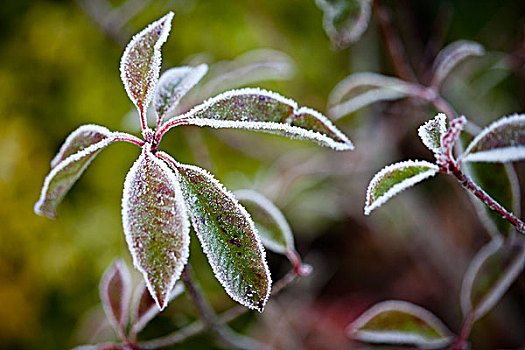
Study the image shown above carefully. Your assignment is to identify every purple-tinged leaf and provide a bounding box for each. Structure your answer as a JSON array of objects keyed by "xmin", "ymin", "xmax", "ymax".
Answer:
[
  {"xmin": 168, "ymin": 88, "xmax": 353, "ymax": 151},
  {"xmin": 153, "ymin": 64, "xmax": 208, "ymax": 123},
  {"xmin": 35, "ymin": 134, "xmax": 118, "ymax": 218},
  {"xmin": 99, "ymin": 259, "xmax": 132, "ymax": 338},
  {"xmin": 347, "ymin": 300, "xmax": 453, "ymax": 349},
  {"xmin": 316, "ymin": 0, "xmax": 372, "ymax": 49},
  {"xmin": 158, "ymin": 152, "xmax": 271, "ymax": 312},
  {"xmin": 460, "ymin": 114, "xmax": 525, "ymax": 163},
  {"xmin": 130, "ymin": 281, "xmax": 184, "ymax": 335},
  {"xmin": 365, "ymin": 160, "xmax": 439, "ymax": 215},
  {"xmin": 431, "ymin": 40, "xmax": 485, "ymax": 88},
  {"xmin": 439, "ymin": 116, "xmax": 466, "ymax": 166},
  {"xmin": 418, "ymin": 114, "xmax": 447, "ymax": 156},
  {"xmin": 234, "ymin": 190, "xmax": 293, "ymax": 255},
  {"xmin": 122, "ymin": 146, "xmax": 189, "ymax": 310},
  {"xmin": 51, "ymin": 124, "xmax": 113, "ymax": 168},
  {"xmin": 120, "ymin": 12, "xmax": 173, "ymax": 126},
  {"xmin": 460, "ymin": 239, "xmax": 525, "ymax": 321}
]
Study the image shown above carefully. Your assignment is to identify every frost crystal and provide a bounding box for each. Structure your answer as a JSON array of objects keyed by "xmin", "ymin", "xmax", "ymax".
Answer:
[
  {"xmin": 364, "ymin": 160, "xmax": 439, "ymax": 215},
  {"xmin": 159, "ymin": 152, "xmax": 271, "ymax": 312},
  {"xmin": 122, "ymin": 145, "xmax": 189, "ymax": 310},
  {"xmin": 169, "ymin": 87, "xmax": 353, "ymax": 151},
  {"xmin": 418, "ymin": 113, "xmax": 447, "ymax": 155},
  {"xmin": 120, "ymin": 12, "xmax": 174, "ymax": 121}
]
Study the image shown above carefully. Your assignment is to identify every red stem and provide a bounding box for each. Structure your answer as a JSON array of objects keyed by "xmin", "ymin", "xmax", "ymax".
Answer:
[
  {"xmin": 114, "ymin": 132, "xmax": 145, "ymax": 147},
  {"xmin": 155, "ymin": 116, "xmax": 189, "ymax": 143}
]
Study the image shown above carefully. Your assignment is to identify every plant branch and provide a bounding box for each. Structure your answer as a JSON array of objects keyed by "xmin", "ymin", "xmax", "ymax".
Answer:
[
  {"xmin": 155, "ymin": 116, "xmax": 189, "ymax": 143},
  {"xmin": 114, "ymin": 132, "xmax": 146, "ymax": 147},
  {"xmin": 373, "ymin": 0, "xmax": 418, "ymax": 83},
  {"xmin": 449, "ymin": 165, "xmax": 525, "ymax": 234},
  {"xmin": 180, "ymin": 264, "xmax": 267, "ymax": 350},
  {"xmin": 450, "ymin": 312, "xmax": 474, "ymax": 350},
  {"xmin": 137, "ymin": 268, "xmax": 301, "ymax": 349}
]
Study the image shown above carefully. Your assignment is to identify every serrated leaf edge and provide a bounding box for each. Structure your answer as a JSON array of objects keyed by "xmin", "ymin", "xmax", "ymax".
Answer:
[
  {"xmin": 460, "ymin": 114, "xmax": 525, "ymax": 163},
  {"xmin": 121, "ymin": 146, "xmax": 190, "ymax": 310},
  {"xmin": 34, "ymin": 135, "xmax": 117, "ymax": 218},
  {"xmin": 347, "ymin": 300, "xmax": 453, "ymax": 349},
  {"xmin": 173, "ymin": 87, "xmax": 353, "ymax": 151},
  {"xmin": 159, "ymin": 152, "xmax": 272, "ymax": 311},
  {"xmin": 234, "ymin": 189, "xmax": 294, "ymax": 254},
  {"xmin": 364, "ymin": 160, "xmax": 439, "ymax": 215}
]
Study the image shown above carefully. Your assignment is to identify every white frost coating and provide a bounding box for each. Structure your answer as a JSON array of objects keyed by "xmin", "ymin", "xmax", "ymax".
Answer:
[
  {"xmin": 154, "ymin": 64, "xmax": 208, "ymax": 122},
  {"xmin": 166, "ymin": 87, "xmax": 353, "ymax": 151},
  {"xmin": 418, "ymin": 113, "xmax": 447, "ymax": 155},
  {"xmin": 120, "ymin": 12, "xmax": 174, "ymax": 117},
  {"xmin": 347, "ymin": 300, "xmax": 453, "ymax": 349},
  {"xmin": 328, "ymin": 72, "xmax": 412, "ymax": 107},
  {"xmin": 159, "ymin": 152, "xmax": 272, "ymax": 311},
  {"xmin": 234, "ymin": 189, "xmax": 294, "ymax": 254},
  {"xmin": 51, "ymin": 124, "xmax": 112, "ymax": 168},
  {"xmin": 432, "ymin": 40, "xmax": 485, "ymax": 87},
  {"xmin": 100, "ymin": 259, "xmax": 132, "ymax": 335},
  {"xmin": 34, "ymin": 135, "xmax": 117, "ymax": 217},
  {"xmin": 460, "ymin": 114, "xmax": 525, "ymax": 163},
  {"xmin": 131, "ymin": 282, "xmax": 185, "ymax": 335},
  {"xmin": 461, "ymin": 239, "xmax": 525, "ymax": 321},
  {"xmin": 121, "ymin": 145, "xmax": 190, "ymax": 310},
  {"xmin": 364, "ymin": 160, "xmax": 439, "ymax": 215},
  {"xmin": 329, "ymin": 89, "xmax": 406, "ymax": 120}
]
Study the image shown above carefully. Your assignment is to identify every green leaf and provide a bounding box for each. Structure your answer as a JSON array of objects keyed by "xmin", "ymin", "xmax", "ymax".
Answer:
[
  {"xmin": 316, "ymin": 0, "xmax": 372, "ymax": 49},
  {"xmin": 461, "ymin": 114, "xmax": 525, "ymax": 162},
  {"xmin": 122, "ymin": 146, "xmax": 190, "ymax": 310},
  {"xmin": 364, "ymin": 160, "xmax": 439, "ymax": 215},
  {"xmin": 461, "ymin": 239, "xmax": 525, "ymax": 321},
  {"xmin": 34, "ymin": 132, "xmax": 118, "ymax": 218},
  {"xmin": 159, "ymin": 152, "xmax": 271, "ymax": 312},
  {"xmin": 347, "ymin": 300, "xmax": 453, "ymax": 348},
  {"xmin": 153, "ymin": 64, "xmax": 208, "ymax": 123},
  {"xmin": 120, "ymin": 12, "xmax": 173, "ymax": 120},
  {"xmin": 99, "ymin": 259, "xmax": 131, "ymax": 337},
  {"xmin": 173, "ymin": 88, "xmax": 353, "ymax": 151}
]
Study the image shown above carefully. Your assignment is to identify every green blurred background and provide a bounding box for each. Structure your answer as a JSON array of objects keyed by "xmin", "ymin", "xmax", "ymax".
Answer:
[{"xmin": 1, "ymin": 0, "xmax": 525, "ymax": 349}]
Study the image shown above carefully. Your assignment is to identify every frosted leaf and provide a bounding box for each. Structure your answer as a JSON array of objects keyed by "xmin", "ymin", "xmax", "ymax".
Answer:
[
  {"xmin": 120, "ymin": 12, "xmax": 173, "ymax": 123},
  {"xmin": 234, "ymin": 189, "xmax": 293, "ymax": 255},
  {"xmin": 34, "ymin": 135, "xmax": 118, "ymax": 218},
  {"xmin": 347, "ymin": 300, "xmax": 453, "ymax": 349},
  {"xmin": 316, "ymin": 0, "xmax": 372, "ymax": 49},
  {"xmin": 365, "ymin": 160, "xmax": 439, "ymax": 215},
  {"xmin": 50, "ymin": 124, "xmax": 112, "ymax": 168},
  {"xmin": 153, "ymin": 64, "xmax": 208, "ymax": 123},
  {"xmin": 99, "ymin": 259, "xmax": 132, "ymax": 336},
  {"xmin": 418, "ymin": 114, "xmax": 447, "ymax": 155},
  {"xmin": 121, "ymin": 145, "xmax": 189, "ymax": 310},
  {"xmin": 460, "ymin": 114, "xmax": 525, "ymax": 163},
  {"xmin": 431, "ymin": 40, "xmax": 485, "ymax": 87},
  {"xmin": 192, "ymin": 49, "xmax": 296, "ymax": 103},
  {"xmin": 159, "ymin": 152, "xmax": 271, "ymax": 312},
  {"xmin": 130, "ymin": 281, "xmax": 184, "ymax": 335},
  {"xmin": 171, "ymin": 88, "xmax": 353, "ymax": 151},
  {"xmin": 460, "ymin": 239, "xmax": 525, "ymax": 322}
]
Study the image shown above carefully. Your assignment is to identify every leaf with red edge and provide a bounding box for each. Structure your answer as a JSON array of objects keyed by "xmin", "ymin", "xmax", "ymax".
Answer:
[
  {"xmin": 34, "ymin": 131, "xmax": 118, "ymax": 218},
  {"xmin": 158, "ymin": 152, "xmax": 271, "ymax": 312},
  {"xmin": 122, "ymin": 146, "xmax": 189, "ymax": 310},
  {"xmin": 120, "ymin": 12, "xmax": 173, "ymax": 122},
  {"xmin": 99, "ymin": 259, "xmax": 132, "ymax": 337}
]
